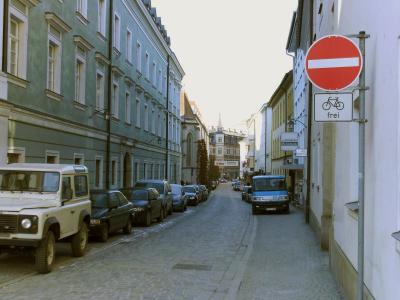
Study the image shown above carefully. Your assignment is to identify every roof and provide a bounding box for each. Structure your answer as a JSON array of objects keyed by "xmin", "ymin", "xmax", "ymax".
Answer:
[
  {"xmin": 252, "ymin": 175, "xmax": 285, "ymax": 180},
  {"xmin": 0, "ymin": 164, "xmax": 88, "ymax": 174},
  {"xmin": 267, "ymin": 71, "xmax": 293, "ymax": 108}
]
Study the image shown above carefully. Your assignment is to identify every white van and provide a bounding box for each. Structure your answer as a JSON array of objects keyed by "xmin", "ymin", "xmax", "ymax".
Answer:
[{"xmin": 0, "ymin": 164, "xmax": 91, "ymax": 273}]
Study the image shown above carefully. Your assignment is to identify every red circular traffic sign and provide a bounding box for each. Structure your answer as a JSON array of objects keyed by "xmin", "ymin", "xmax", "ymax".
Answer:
[{"xmin": 305, "ymin": 35, "xmax": 363, "ymax": 91}]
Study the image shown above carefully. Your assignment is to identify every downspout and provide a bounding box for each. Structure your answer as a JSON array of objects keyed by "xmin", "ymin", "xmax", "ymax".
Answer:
[
  {"xmin": 305, "ymin": 0, "xmax": 314, "ymax": 224},
  {"xmin": 2, "ymin": 0, "xmax": 9, "ymax": 72},
  {"xmin": 105, "ymin": 0, "xmax": 113, "ymax": 189},
  {"xmin": 264, "ymin": 107, "xmax": 267, "ymax": 174},
  {"xmin": 165, "ymin": 55, "xmax": 170, "ymax": 179}
]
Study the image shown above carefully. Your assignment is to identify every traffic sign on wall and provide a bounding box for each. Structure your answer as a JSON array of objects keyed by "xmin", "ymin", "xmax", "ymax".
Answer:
[
  {"xmin": 305, "ymin": 35, "xmax": 363, "ymax": 91},
  {"xmin": 314, "ymin": 93, "xmax": 353, "ymax": 122}
]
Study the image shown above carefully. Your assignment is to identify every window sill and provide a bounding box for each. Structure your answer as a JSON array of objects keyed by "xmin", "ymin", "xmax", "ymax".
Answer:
[
  {"xmin": 126, "ymin": 60, "xmax": 133, "ymax": 67},
  {"xmin": 96, "ymin": 32, "xmax": 107, "ymax": 42},
  {"xmin": 7, "ymin": 73, "xmax": 29, "ymax": 88},
  {"xmin": 125, "ymin": 122, "xmax": 132, "ymax": 126},
  {"xmin": 113, "ymin": 47, "xmax": 121, "ymax": 57},
  {"xmin": 45, "ymin": 89, "xmax": 63, "ymax": 102},
  {"xmin": 112, "ymin": 116, "xmax": 120, "ymax": 122},
  {"xmin": 76, "ymin": 11, "xmax": 89, "ymax": 26},
  {"xmin": 135, "ymin": 125, "xmax": 141, "ymax": 129},
  {"xmin": 345, "ymin": 201, "xmax": 359, "ymax": 220},
  {"xmin": 392, "ymin": 231, "xmax": 400, "ymax": 242},
  {"xmin": 73, "ymin": 101, "xmax": 87, "ymax": 111}
]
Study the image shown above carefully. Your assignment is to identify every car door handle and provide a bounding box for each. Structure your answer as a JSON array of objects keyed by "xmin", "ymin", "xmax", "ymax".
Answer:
[{"xmin": 70, "ymin": 210, "xmax": 75, "ymax": 214}]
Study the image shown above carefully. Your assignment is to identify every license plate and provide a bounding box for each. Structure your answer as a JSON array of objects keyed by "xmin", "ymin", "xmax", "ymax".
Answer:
[{"xmin": 266, "ymin": 208, "xmax": 276, "ymax": 211}]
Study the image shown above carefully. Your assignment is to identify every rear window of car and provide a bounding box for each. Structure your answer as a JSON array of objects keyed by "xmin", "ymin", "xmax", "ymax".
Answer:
[
  {"xmin": 183, "ymin": 186, "xmax": 196, "ymax": 193},
  {"xmin": 132, "ymin": 190, "xmax": 148, "ymax": 200},
  {"xmin": 91, "ymin": 192, "xmax": 108, "ymax": 208},
  {"xmin": 135, "ymin": 182, "xmax": 164, "ymax": 194}
]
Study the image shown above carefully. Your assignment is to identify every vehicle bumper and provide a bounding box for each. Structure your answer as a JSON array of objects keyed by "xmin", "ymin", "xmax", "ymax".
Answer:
[
  {"xmin": 187, "ymin": 198, "xmax": 198, "ymax": 205},
  {"xmin": 0, "ymin": 238, "xmax": 41, "ymax": 248},
  {"xmin": 132, "ymin": 209, "xmax": 147, "ymax": 223},
  {"xmin": 252, "ymin": 200, "xmax": 290, "ymax": 211},
  {"xmin": 173, "ymin": 201, "xmax": 185, "ymax": 211}
]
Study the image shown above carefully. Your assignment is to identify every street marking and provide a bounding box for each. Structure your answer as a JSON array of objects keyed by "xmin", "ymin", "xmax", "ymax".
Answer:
[{"xmin": 308, "ymin": 57, "xmax": 359, "ymax": 69}]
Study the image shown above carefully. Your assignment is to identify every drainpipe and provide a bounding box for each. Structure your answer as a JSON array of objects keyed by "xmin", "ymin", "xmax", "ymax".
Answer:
[
  {"xmin": 305, "ymin": 0, "xmax": 314, "ymax": 224},
  {"xmin": 2, "ymin": 0, "xmax": 9, "ymax": 72},
  {"xmin": 165, "ymin": 55, "xmax": 170, "ymax": 179},
  {"xmin": 105, "ymin": 0, "xmax": 113, "ymax": 189}
]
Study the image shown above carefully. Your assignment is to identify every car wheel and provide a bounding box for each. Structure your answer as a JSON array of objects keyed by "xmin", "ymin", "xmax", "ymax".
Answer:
[
  {"xmin": 99, "ymin": 223, "xmax": 109, "ymax": 242},
  {"xmin": 71, "ymin": 223, "xmax": 88, "ymax": 257},
  {"xmin": 157, "ymin": 208, "xmax": 164, "ymax": 222},
  {"xmin": 252, "ymin": 207, "xmax": 258, "ymax": 215},
  {"xmin": 35, "ymin": 231, "xmax": 56, "ymax": 274},
  {"xmin": 145, "ymin": 211, "xmax": 152, "ymax": 227},
  {"xmin": 123, "ymin": 218, "xmax": 133, "ymax": 234}
]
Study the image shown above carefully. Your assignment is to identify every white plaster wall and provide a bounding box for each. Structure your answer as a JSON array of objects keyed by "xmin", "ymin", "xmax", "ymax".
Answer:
[{"xmin": 317, "ymin": 0, "xmax": 400, "ymax": 298}]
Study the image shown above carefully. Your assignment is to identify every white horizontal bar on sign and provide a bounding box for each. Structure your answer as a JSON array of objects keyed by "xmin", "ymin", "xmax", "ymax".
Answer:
[{"xmin": 308, "ymin": 57, "xmax": 359, "ymax": 69}]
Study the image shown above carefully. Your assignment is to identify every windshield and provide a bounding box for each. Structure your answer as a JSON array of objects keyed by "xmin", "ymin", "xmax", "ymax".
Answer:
[
  {"xmin": 183, "ymin": 186, "xmax": 196, "ymax": 193},
  {"xmin": 253, "ymin": 178, "xmax": 286, "ymax": 192},
  {"xmin": 0, "ymin": 171, "xmax": 60, "ymax": 192},
  {"xmin": 91, "ymin": 193, "xmax": 109, "ymax": 208},
  {"xmin": 171, "ymin": 185, "xmax": 181, "ymax": 195},
  {"xmin": 132, "ymin": 190, "xmax": 148, "ymax": 201},
  {"xmin": 135, "ymin": 182, "xmax": 164, "ymax": 194}
]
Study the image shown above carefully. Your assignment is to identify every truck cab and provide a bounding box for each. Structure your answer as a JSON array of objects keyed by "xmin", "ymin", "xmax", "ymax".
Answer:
[{"xmin": 251, "ymin": 175, "xmax": 290, "ymax": 214}]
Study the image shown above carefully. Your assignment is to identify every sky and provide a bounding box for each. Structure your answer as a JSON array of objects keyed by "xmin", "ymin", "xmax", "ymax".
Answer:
[{"xmin": 152, "ymin": 0, "xmax": 298, "ymax": 130}]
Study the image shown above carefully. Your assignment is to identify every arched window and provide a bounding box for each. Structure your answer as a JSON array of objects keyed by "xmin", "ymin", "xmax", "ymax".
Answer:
[{"xmin": 187, "ymin": 133, "xmax": 193, "ymax": 166}]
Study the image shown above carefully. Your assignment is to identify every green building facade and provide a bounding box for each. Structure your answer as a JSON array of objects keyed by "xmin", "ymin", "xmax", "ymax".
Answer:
[{"xmin": 0, "ymin": 0, "xmax": 184, "ymax": 189}]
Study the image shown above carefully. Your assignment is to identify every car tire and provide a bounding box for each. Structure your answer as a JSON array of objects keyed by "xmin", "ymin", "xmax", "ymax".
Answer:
[
  {"xmin": 145, "ymin": 211, "xmax": 152, "ymax": 227},
  {"xmin": 157, "ymin": 208, "xmax": 164, "ymax": 222},
  {"xmin": 71, "ymin": 223, "xmax": 88, "ymax": 257},
  {"xmin": 123, "ymin": 218, "xmax": 133, "ymax": 234},
  {"xmin": 252, "ymin": 207, "xmax": 258, "ymax": 215},
  {"xmin": 99, "ymin": 224, "xmax": 109, "ymax": 242},
  {"xmin": 35, "ymin": 231, "xmax": 56, "ymax": 274}
]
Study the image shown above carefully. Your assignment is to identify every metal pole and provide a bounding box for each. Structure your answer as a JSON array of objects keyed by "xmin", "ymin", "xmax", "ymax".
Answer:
[{"xmin": 357, "ymin": 31, "xmax": 367, "ymax": 300}]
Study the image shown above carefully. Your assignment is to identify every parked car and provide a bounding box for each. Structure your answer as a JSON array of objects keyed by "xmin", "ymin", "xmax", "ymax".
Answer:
[
  {"xmin": 242, "ymin": 186, "xmax": 252, "ymax": 203},
  {"xmin": 134, "ymin": 180, "xmax": 173, "ymax": 216},
  {"xmin": 251, "ymin": 175, "xmax": 290, "ymax": 214},
  {"xmin": 199, "ymin": 185, "xmax": 209, "ymax": 201},
  {"xmin": 120, "ymin": 188, "xmax": 164, "ymax": 226},
  {"xmin": 182, "ymin": 185, "xmax": 199, "ymax": 206},
  {"xmin": 233, "ymin": 181, "xmax": 242, "ymax": 191},
  {"xmin": 171, "ymin": 184, "xmax": 187, "ymax": 212},
  {"xmin": 210, "ymin": 181, "xmax": 217, "ymax": 190},
  {"xmin": 90, "ymin": 190, "xmax": 135, "ymax": 242},
  {"xmin": 0, "ymin": 164, "xmax": 91, "ymax": 273}
]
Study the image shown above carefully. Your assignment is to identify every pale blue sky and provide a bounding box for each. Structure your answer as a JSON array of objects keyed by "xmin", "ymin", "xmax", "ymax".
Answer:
[{"xmin": 152, "ymin": 0, "xmax": 298, "ymax": 130}]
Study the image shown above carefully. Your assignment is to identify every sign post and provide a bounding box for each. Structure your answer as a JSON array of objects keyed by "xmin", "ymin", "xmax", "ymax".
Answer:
[{"xmin": 306, "ymin": 33, "xmax": 369, "ymax": 300}]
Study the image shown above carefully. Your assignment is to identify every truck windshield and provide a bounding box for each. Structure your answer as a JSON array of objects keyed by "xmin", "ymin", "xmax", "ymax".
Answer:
[
  {"xmin": 253, "ymin": 178, "xmax": 286, "ymax": 192},
  {"xmin": 0, "ymin": 171, "xmax": 60, "ymax": 193}
]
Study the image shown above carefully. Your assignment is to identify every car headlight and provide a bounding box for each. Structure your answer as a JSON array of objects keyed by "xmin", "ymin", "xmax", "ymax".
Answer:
[
  {"xmin": 279, "ymin": 195, "xmax": 289, "ymax": 201},
  {"xmin": 90, "ymin": 219, "xmax": 101, "ymax": 225},
  {"xmin": 21, "ymin": 218, "xmax": 32, "ymax": 229}
]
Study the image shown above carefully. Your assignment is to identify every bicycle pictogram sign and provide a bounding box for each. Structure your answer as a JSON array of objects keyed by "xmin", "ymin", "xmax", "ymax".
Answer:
[{"xmin": 322, "ymin": 97, "xmax": 344, "ymax": 111}]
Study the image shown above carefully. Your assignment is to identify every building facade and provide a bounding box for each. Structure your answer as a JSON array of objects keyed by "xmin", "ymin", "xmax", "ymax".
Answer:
[
  {"xmin": 209, "ymin": 118, "xmax": 244, "ymax": 180},
  {"xmin": 0, "ymin": 0, "xmax": 184, "ymax": 188},
  {"xmin": 180, "ymin": 92, "xmax": 209, "ymax": 184}
]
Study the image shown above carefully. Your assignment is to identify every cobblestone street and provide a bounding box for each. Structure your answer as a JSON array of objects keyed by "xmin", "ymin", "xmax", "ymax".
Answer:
[{"xmin": 0, "ymin": 184, "xmax": 343, "ymax": 300}]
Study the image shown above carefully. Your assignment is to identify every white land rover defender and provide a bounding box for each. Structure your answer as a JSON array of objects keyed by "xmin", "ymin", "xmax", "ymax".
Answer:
[{"xmin": 0, "ymin": 164, "xmax": 91, "ymax": 273}]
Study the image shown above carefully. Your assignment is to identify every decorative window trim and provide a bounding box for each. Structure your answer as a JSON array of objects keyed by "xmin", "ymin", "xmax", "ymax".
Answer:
[
  {"xmin": 73, "ymin": 153, "xmax": 85, "ymax": 165},
  {"xmin": 45, "ymin": 150, "xmax": 60, "ymax": 164},
  {"xmin": 44, "ymin": 12, "xmax": 72, "ymax": 33},
  {"xmin": 95, "ymin": 52, "xmax": 110, "ymax": 65},
  {"xmin": 73, "ymin": 35, "xmax": 94, "ymax": 52}
]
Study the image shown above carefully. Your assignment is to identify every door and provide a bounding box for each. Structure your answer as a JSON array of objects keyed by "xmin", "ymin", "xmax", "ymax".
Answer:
[
  {"xmin": 150, "ymin": 191, "xmax": 161, "ymax": 219},
  {"xmin": 123, "ymin": 153, "xmax": 132, "ymax": 188},
  {"xmin": 108, "ymin": 193, "xmax": 121, "ymax": 231},
  {"xmin": 117, "ymin": 192, "xmax": 131, "ymax": 227}
]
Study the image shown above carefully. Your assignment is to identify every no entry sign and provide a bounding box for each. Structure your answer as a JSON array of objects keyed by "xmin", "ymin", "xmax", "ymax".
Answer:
[{"xmin": 305, "ymin": 35, "xmax": 363, "ymax": 91}]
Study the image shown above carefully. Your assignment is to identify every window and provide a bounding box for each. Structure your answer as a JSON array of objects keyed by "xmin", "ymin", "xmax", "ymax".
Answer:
[
  {"xmin": 143, "ymin": 163, "xmax": 147, "ymax": 179},
  {"xmin": 158, "ymin": 113, "xmax": 161, "ymax": 136},
  {"xmin": 98, "ymin": 0, "xmax": 106, "ymax": 36},
  {"xmin": 133, "ymin": 162, "xmax": 138, "ymax": 183},
  {"xmin": 187, "ymin": 133, "xmax": 192, "ymax": 166},
  {"xmin": 75, "ymin": 47, "xmax": 86, "ymax": 104},
  {"xmin": 144, "ymin": 104, "xmax": 149, "ymax": 131},
  {"xmin": 136, "ymin": 42, "xmax": 142, "ymax": 72},
  {"xmin": 135, "ymin": 98, "xmax": 141, "ymax": 127},
  {"xmin": 152, "ymin": 61, "xmax": 156, "ymax": 86},
  {"xmin": 74, "ymin": 153, "xmax": 84, "ymax": 165},
  {"xmin": 125, "ymin": 91, "xmax": 131, "ymax": 124},
  {"xmin": 74, "ymin": 175, "xmax": 88, "ymax": 197},
  {"xmin": 151, "ymin": 108, "xmax": 155, "ymax": 134},
  {"xmin": 77, "ymin": 0, "xmax": 88, "ymax": 18},
  {"xmin": 112, "ymin": 81, "xmax": 119, "ymax": 118},
  {"xmin": 158, "ymin": 69, "xmax": 162, "ymax": 92},
  {"xmin": 46, "ymin": 151, "xmax": 60, "ymax": 164},
  {"xmin": 163, "ymin": 75, "xmax": 167, "ymax": 97},
  {"xmin": 46, "ymin": 25, "xmax": 62, "ymax": 93},
  {"xmin": 95, "ymin": 157, "xmax": 103, "ymax": 188},
  {"xmin": 126, "ymin": 29, "xmax": 132, "ymax": 62},
  {"xmin": 96, "ymin": 70, "xmax": 105, "ymax": 110},
  {"xmin": 113, "ymin": 13, "xmax": 120, "ymax": 50},
  {"xmin": 111, "ymin": 159, "xmax": 117, "ymax": 186},
  {"xmin": 8, "ymin": 3, "xmax": 28, "ymax": 79},
  {"xmin": 62, "ymin": 177, "xmax": 72, "ymax": 200},
  {"xmin": 145, "ymin": 52, "xmax": 150, "ymax": 79}
]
